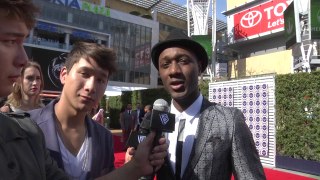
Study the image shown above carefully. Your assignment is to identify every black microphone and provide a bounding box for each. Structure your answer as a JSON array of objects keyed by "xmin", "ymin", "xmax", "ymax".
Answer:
[
  {"xmin": 126, "ymin": 99, "xmax": 175, "ymax": 148},
  {"xmin": 125, "ymin": 129, "xmax": 148, "ymax": 149},
  {"xmin": 125, "ymin": 111, "xmax": 151, "ymax": 148},
  {"xmin": 150, "ymin": 99, "xmax": 175, "ymax": 147}
]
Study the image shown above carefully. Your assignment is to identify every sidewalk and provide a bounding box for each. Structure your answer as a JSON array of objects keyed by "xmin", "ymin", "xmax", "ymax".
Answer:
[{"xmin": 269, "ymin": 167, "xmax": 320, "ymax": 179}]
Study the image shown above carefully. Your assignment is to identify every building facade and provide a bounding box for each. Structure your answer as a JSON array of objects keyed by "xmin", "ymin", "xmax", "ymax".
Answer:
[
  {"xmin": 28, "ymin": 0, "xmax": 159, "ymax": 96},
  {"xmin": 224, "ymin": 0, "xmax": 320, "ymax": 79},
  {"xmin": 29, "ymin": 0, "xmax": 227, "ymax": 96},
  {"xmin": 224, "ymin": 0, "xmax": 293, "ymax": 78}
]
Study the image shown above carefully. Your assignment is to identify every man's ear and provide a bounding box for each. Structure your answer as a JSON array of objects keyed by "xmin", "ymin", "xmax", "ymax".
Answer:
[{"xmin": 60, "ymin": 67, "xmax": 68, "ymax": 85}]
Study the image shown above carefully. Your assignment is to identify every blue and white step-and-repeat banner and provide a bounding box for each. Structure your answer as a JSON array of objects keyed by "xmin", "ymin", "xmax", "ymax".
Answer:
[
  {"xmin": 209, "ymin": 76, "xmax": 275, "ymax": 167},
  {"xmin": 241, "ymin": 84, "xmax": 269, "ymax": 157}
]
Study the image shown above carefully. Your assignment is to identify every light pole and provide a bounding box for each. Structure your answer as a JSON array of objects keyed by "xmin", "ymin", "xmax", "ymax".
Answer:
[{"xmin": 211, "ymin": 0, "xmax": 216, "ymax": 79}]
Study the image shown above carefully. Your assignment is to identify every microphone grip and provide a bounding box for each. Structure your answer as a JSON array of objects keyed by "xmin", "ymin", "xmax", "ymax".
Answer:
[
  {"xmin": 152, "ymin": 130, "xmax": 163, "ymax": 149},
  {"xmin": 151, "ymin": 130, "xmax": 163, "ymax": 178}
]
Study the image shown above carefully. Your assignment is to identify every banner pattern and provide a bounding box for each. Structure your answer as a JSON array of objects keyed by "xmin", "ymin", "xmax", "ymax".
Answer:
[
  {"xmin": 241, "ymin": 84, "xmax": 269, "ymax": 157},
  {"xmin": 211, "ymin": 87, "xmax": 234, "ymax": 107}
]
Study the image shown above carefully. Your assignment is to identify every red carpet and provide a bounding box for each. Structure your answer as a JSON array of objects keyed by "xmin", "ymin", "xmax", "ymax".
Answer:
[
  {"xmin": 113, "ymin": 135, "xmax": 126, "ymax": 168},
  {"xmin": 112, "ymin": 135, "xmax": 316, "ymax": 179},
  {"xmin": 263, "ymin": 168, "xmax": 315, "ymax": 180}
]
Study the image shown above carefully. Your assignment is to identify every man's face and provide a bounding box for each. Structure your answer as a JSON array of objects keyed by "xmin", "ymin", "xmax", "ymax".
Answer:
[
  {"xmin": 158, "ymin": 47, "xmax": 200, "ymax": 101},
  {"xmin": 60, "ymin": 57, "xmax": 109, "ymax": 112},
  {"xmin": 0, "ymin": 16, "xmax": 29, "ymax": 97},
  {"xmin": 144, "ymin": 106, "xmax": 150, "ymax": 113},
  {"xmin": 127, "ymin": 104, "xmax": 132, "ymax": 110}
]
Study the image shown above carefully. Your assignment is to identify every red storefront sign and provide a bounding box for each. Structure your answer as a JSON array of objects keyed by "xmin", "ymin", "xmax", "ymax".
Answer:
[{"xmin": 233, "ymin": 0, "xmax": 291, "ymax": 40}]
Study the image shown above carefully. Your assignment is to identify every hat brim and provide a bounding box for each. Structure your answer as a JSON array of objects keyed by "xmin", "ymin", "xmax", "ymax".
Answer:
[{"xmin": 151, "ymin": 39, "xmax": 208, "ymax": 73}]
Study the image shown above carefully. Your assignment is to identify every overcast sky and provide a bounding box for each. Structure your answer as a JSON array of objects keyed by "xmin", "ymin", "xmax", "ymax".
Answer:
[{"xmin": 170, "ymin": 0, "xmax": 227, "ymax": 22}]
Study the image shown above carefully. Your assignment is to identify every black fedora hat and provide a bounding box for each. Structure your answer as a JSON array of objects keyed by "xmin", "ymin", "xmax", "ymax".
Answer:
[{"xmin": 151, "ymin": 30, "xmax": 208, "ymax": 73}]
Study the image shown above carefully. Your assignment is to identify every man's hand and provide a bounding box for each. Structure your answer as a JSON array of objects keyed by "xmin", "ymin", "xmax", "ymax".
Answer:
[
  {"xmin": 127, "ymin": 131, "xmax": 168, "ymax": 175},
  {"xmin": 95, "ymin": 132, "xmax": 168, "ymax": 180},
  {"xmin": 125, "ymin": 147, "xmax": 134, "ymax": 163}
]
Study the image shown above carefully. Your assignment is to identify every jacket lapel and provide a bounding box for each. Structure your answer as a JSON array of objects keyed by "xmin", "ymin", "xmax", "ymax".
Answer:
[
  {"xmin": 29, "ymin": 99, "xmax": 65, "ymax": 169},
  {"xmin": 36, "ymin": 100, "xmax": 60, "ymax": 153},
  {"xmin": 86, "ymin": 116, "xmax": 101, "ymax": 177},
  {"xmin": 165, "ymin": 132, "xmax": 175, "ymax": 176},
  {"xmin": 182, "ymin": 99, "xmax": 215, "ymax": 179}
]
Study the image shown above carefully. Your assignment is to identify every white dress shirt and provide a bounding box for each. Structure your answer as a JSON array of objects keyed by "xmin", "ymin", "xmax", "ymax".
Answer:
[{"xmin": 167, "ymin": 94, "xmax": 203, "ymax": 178}]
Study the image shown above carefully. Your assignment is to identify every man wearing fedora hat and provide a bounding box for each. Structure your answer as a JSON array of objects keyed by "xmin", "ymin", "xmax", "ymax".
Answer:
[
  {"xmin": 151, "ymin": 30, "xmax": 266, "ymax": 180},
  {"xmin": 0, "ymin": 1, "xmax": 168, "ymax": 179}
]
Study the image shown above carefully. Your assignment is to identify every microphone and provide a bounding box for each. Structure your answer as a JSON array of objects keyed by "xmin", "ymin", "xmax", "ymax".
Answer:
[
  {"xmin": 150, "ymin": 99, "xmax": 175, "ymax": 147},
  {"xmin": 126, "ymin": 99, "xmax": 175, "ymax": 148},
  {"xmin": 126, "ymin": 110, "xmax": 150, "ymax": 148}
]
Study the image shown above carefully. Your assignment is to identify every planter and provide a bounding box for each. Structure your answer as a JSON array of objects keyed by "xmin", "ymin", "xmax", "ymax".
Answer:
[{"xmin": 276, "ymin": 155, "xmax": 320, "ymax": 176}]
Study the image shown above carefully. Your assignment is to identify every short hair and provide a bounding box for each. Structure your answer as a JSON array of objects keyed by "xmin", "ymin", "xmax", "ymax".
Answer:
[
  {"xmin": 6, "ymin": 61, "xmax": 44, "ymax": 108},
  {"xmin": 144, "ymin": 105, "xmax": 152, "ymax": 111},
  {"xmin": 65, "ymin": 42, "xmax": 117, "ymax": 76},
  {"xmin": 0, "ymin": 0, "xmax": 39, "ymax": 30}
]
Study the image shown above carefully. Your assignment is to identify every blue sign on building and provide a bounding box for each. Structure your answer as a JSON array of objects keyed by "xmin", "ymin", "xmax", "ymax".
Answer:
[
  {"xmin": 46, "ymin": 0, "xmax": 81, "ymax": 9},
  {"xmin": 72, "ymin": 30, "xmax": 94, "ymax": 40},
  {"xmin": 37, "ymin": 21, "xmax": 59, "ymax": 33}
]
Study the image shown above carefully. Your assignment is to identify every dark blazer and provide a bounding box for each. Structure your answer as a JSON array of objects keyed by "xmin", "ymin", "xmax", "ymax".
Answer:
[
  {"xmin": 29, "ymin": 100, "xmax": 115, "ymax": 179},
  {"xmin": 136, "ymin": 108, "xmax": 145, "ymax": 124},
  {"xmin": 157, "ymin": 98, "xmax": 266, "ymax": 180},
  {"xmin": 0, "ymin": 112, "xmax": 67, "ymax": 180},
  {"xmin": 122, "ymin": 109, "xmax": 136, "ymax": 130}
]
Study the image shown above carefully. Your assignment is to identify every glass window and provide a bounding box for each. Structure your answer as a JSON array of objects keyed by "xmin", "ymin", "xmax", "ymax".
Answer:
[{"xmin": 35, "ymin": 0, "xmax": 152, "ymax": 85}]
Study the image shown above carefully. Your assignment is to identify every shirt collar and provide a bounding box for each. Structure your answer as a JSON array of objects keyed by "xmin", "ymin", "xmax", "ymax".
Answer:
[{"xmin": 170, "ymin": 94, "xmax": 203, "ymax": 122}]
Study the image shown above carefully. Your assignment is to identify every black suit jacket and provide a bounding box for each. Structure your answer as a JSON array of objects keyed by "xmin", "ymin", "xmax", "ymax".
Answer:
[
  {"xmin": 136, "ymin": 108, "xmax": 145, "ymax": 124},
  {"xmin": 157, "ymin": 98, "xmax": 266, "ymax": 180}
]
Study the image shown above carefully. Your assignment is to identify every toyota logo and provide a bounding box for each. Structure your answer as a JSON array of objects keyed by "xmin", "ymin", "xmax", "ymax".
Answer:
[{"xmin": 240, "ymin": 11, "xmax": 262, "ymax": 28}]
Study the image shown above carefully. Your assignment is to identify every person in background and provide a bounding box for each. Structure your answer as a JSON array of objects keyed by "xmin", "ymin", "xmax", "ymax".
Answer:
[
  {"xmin": 120, "ymin": 103, "xmax": 136, "ymax": 146},
  {"xmin": 143, "ymin": 104, "xmax": 152, "ymax": 118},
  {"xmin": 133, "ymin": 102, "xmax": 145, "ymax": 129},
  {"xmin": 90, "ymin": 103, "xmax": 105, "ymax": 126},
  {"xmin": 1, "ymin": 61, "xmax": 44, "ymax": 112},
  {"xmin": 119, "ymin": 105, "xmax": 126, "ymax": 142},
  {"xmin": 139, "ymin": 104, "xmax": 152, "ymax": 129},
  {"xmin": 151, "ymin": 30, "xmax": 266, "ymax": 180}
]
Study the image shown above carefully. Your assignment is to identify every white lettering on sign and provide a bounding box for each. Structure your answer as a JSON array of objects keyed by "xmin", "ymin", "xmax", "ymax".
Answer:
[
  {"xmin": 234, "ymin": 0, "xmax": 292, "ymax": 40},
  {"xmin": 264, "ymin": 2, "xmax": 289, "ymax": 20},
  {"xmin": 239, "ymin": 1, "xmax": 290, "ymax": 29},
  {"xmin": 268, "ymin": 18, "xmax": 285, "ymax": 28}
]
